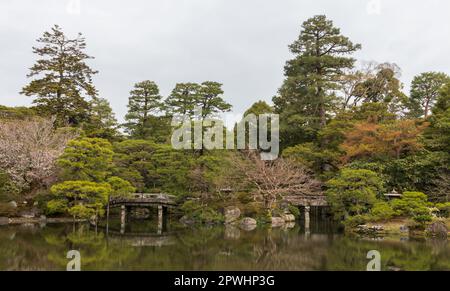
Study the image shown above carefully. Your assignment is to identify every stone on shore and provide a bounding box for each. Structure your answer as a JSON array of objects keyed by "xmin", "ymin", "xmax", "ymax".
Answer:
[
  {"xmin": 425, "ymin": 221, "xmax": 448, "ymax": 238},
  {"xmin": 240, "ymin": 217, "xmax": 257, "ymax": 231},
  {"xmin": 281, "ymin": 214, "xmax": 296, "ymax": 222},
  {"xmin": 224, "ymin": 206, "xmax": 241, "ymax": 224}
]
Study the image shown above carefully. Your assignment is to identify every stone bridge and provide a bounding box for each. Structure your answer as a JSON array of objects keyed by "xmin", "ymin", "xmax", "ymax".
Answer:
[
  {"xmin": 107, "ymin": 193, "xmax": 177, "ymax": 234},
  {"xmin": 283, "ymin": 195, "xmax": 328, "ymax": 233}
]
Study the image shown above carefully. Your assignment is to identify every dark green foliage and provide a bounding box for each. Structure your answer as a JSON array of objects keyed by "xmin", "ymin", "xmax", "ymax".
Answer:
[
  {"xmin": 0, "ymin": 106, "xmax": 37, "ymax": 120},
  {"xmin": 326, "ymin": 168, "xmax": 383, "ymax": 219},
  {"xmin": 21, "ymin": 25, "xmax": 98, "ymax": 126},
  {"xmin": 112, "ymin": 140, "xmax": 194, "ymax": 194},
  {"xmin": 165, "ymin": 83, "xmax": 201, "ymax": 116},
  {"xmin": 369, "ymin": 201, "xmax": 396, "ymax": 222},
  {"xmin": 408, "ymin": 72, "xmax": 450, "ymax": 119},
  {"xmin": 124, "ymin": 80, "xmax": 164, "ymax": 139},
  {"xmin": 180, "ymin": 200, "xmax": 224, "ymax": 224},
  {"xmin": 107, "ymin": 176, "xmax": 136, "ymax": 198},
  {"xmin": 273, "ymin": 15, "xmax": 361, "ymax": 148},
  {"xmin": 83, "ymin": 97, "xmax": 119, "ymax": 140},
  {"xmin": 197, "ymin": 82, "xmax": 232, "ymax": 118},
  {"xmin": 0, "ymin": 171, "xmax": 18, "ymax": 202},
  {"xmin": 112, "ymin": 140, "xmax": 160, "ymax": 192},
  {"xmin": 435, "ymin": 203, "xmax": 450, "ymax": 218},
  {"xmin": 49, "ymin": 181, "xmax": 111, "ymax": 218},
  {"xmin": 57, "ymin": 138, "xmax": 114, "ymax": 182},
  {"xmin": 391, "ymin": 192, "xmax": 432, "ymax": 225}
]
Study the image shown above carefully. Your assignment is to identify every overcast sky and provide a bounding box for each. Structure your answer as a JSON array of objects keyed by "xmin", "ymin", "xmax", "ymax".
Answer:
[{"xmin": 1, "ymin": 0, "xmax": 449, "ymax": 122}]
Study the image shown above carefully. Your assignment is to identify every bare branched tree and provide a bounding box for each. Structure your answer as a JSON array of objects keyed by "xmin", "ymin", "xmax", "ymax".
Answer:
[
  {"xmin": 0, "ymin": 118, "xmax": 76, "ymax": 195},
  {"xmin": 235, "ymin": 151, "xmax": 322, "ymax": 211}
]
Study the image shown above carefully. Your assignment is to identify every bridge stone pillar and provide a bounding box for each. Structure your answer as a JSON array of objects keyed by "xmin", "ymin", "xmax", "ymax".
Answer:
[
  {"xmin": 304, "ymin": 206, "xmax": 310, "ymax": 236},
  {"xmin": 120, "ymin": 205, "xmax": 126, "ymax": 234},
  {"xmin": 157, "ymin": 205, "xmax": 163, "ymax": 235}
]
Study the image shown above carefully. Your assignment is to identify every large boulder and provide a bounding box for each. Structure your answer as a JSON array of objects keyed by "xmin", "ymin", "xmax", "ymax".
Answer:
[
  {"xmin": 271, "ymin": 217, "xmax": 285, "ymax": 228},
  {"xmin": 224, "ymin": 206, "xmax": 241, "ymax": 224},
  {"xmin": 19, "ymin": 207, "xmax": 41, "ymax": 219},
  {"xmin": 180, "ymin": 215, "xmax": 196, "ymax": 225},
  {"xmin": 426, "ymin": 221, "xmax": 448, "ymax": 238},
  {"xmin": 8, "ymin": 201, "xmax": 17, "ymax": 208},
  {"xmin": 240, "ymin": 217, "xmax": 257, "ymax": 231},
  {"xmin": 281, "ymin": 214, "xmax": 296, "ymax": 222}
]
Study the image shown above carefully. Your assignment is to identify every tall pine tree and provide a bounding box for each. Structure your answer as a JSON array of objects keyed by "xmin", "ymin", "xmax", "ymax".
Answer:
[
  {"xmin": 165, "ymin": 83, "xmax": 201, "ymax": 116},
  {"xmin": 124, "ymin": 80, "xmax": 164, "ymax": 139},
  {"xmin": 197, "ymin": 81, "xmax": 232, "ymax": 119},
  {"xmin": 273, "ymin": 15, "xmax": 361, "ymax": 148},
  {"xmin": 408, "ymin": 72, "xmax": 450, "ymax": 119},
  {"xmin": 21, "ymin": 25, "xmax": 98, "ymax": 126}
]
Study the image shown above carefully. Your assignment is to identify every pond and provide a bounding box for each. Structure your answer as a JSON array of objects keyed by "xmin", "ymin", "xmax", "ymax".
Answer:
[{"xmin": 0, "ymin": 218, "xmax": 449, "ymax": 271}]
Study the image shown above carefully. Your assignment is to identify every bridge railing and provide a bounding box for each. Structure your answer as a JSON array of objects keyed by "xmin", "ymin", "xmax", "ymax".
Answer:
[{"xmin": 109, "ymin": 193, "xmax": 177, "ymax": 206}]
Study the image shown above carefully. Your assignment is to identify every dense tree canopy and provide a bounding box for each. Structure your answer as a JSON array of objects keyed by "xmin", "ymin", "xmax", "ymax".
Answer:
[{"xmin": 2, "ymin": 17, "xmax": 449, "ymax": 228}]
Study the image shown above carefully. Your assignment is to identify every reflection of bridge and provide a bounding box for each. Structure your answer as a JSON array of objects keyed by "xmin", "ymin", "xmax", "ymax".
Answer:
[
  {"xmin": 104, "ymin": 228, "xmax": 176, "ymax": 247},
  {"xmin": 284, "ymin": 195, "xmax": 328, "ymax": 234},
  {"xmin": 107, "ymin": 193, "xmax": 178, "ymax": 234}
]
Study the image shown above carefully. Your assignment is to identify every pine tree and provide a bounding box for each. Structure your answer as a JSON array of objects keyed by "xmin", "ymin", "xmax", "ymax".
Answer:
[
  {"xmin": 273, "ymin": 15, "xmax": 361, "ymax": 148},
  {"xmin": 124, "ymin": 80, "xmax": 164, "ymax": 139},
  {"xmin": 21, "ymin": 25, "xmax": 98, "ymax": 126},
  {"xmin": 165, "ymin": 83, "xmax": 201, "ymax": 116},
  {"xmin": 408, "ymin": 72, "xmax": 450, "ymax": 119},
  {"xmin": 84, "ymin": 97, "xmax": 119, "ymax": 140},
  {"xmin": 165, "ymin": 82, "xmax": 231, "ymax": 119},
  {"xmin": 197, "ymin": 81, "xmax": 232, "ymax": 119}
]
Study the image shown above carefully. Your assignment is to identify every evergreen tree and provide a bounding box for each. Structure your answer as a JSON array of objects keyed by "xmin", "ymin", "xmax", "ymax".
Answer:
[
  {"xmin": 408, "ymin": 72, "xmax": 450, "ymax": 119},
  {"xmin": 21, "ymin": 25, "xmax": 98, "ymax": 126},
  {"xmin": 165, "ymin": 83, "xmax": 201, "ymax": 116},
  {"xmin": 197, "ymin": 82, "xmax": 232, "ymax": 119},
  {"xmin": 124, "ymin": 80, "xmax": 164, "ymax": 139},
  {"xmin": 84, "ymin": 97, "xmax": 119, "ymax": 140},
  {"xmin": 273, "ymin": 15, "xmax": 361, "ymax": 148}
]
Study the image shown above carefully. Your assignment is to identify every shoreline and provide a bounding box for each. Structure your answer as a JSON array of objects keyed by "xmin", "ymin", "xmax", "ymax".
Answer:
[{"xmin": 1, "ymin": 217, "xmax": 87, "ymax": 225}]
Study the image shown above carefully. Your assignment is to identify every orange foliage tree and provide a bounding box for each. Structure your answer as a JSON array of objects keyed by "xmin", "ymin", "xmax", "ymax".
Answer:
[{"xmin": 341, "ymin": 119, "xmax": 428, "ymax": 162}]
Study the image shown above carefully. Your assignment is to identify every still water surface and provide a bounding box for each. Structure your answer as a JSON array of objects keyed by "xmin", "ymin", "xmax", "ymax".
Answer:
[{"xmin": 0, "ymin": 219, "xmax": 449, "ymax": 271}]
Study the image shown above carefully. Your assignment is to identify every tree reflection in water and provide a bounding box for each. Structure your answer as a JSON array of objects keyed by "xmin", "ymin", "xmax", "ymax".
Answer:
[{"xmin": 0, "ymin": 221, "xmax": 449, "ymax": 271}]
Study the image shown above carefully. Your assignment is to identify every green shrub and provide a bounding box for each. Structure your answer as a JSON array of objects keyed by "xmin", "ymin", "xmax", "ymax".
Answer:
[
  {"xmin": 0, "ymin": 171, "xmax": 19, "ymax": 202},
  {"xmin": 68, "ymin": 204, "xmax": 98, "ymax": 219},
  {"xmin": 326, "ymin": 168, "xmax": 383, "ymax": 219},
  {"xmin": 391, "ymin": 192, "xmax": 432, "ymax": 226},
  {"xmin": 256, "ymin": 210, "xmax": 272, "ymax": 224},
  {"xmin": 435, "ymin": 202, "xmax": 450, "ymax": 218},
  {"xmin": 288, "ymin": 205, "xmax": 301, "ymax": 218},
  {"xmin": 107, "ymin": 176, "xmax": 136, "ymax": 198},
  {"xmin": 343, "ymin": 215, "xmax": 369, "ymax": 228},
  {"xmin": 242, "ymin": 202, "xmax": 264, "ymax": 217},
  {"xmin": 180, "ymin": 200, "xmax": 223, "ymax": 224},
  {"xmin": 48, "ymin": 180, "xmax": 111, "ymax": 218},
  {"xmin": 46, "ymin": 199, "xmax": 68, "ymax": 216},
  {"xmin": 369, "ymin": 201, "xmax": 396, "ymax": 221},
  {"xmin": 235, "ymin": 192, "xmax": 253, "ymax": 204}
]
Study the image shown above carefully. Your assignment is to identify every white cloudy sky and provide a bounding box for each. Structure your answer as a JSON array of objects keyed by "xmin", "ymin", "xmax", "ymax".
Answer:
[{"xmin": 0, "ymin": 0, "xmax": 449, "ymax": 122}]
